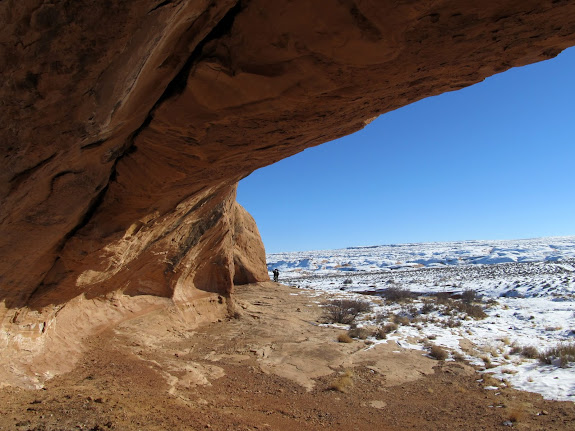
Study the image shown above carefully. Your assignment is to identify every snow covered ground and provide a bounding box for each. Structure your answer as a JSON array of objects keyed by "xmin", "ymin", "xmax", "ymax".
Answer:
[{"xmin": 267, "ymin": 237, "xmax": 575, "ymax": 402}]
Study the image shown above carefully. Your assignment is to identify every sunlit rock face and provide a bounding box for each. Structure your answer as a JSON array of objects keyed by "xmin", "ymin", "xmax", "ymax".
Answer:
[{"xmin": 1, "ymin": 0, "xmax": 575, "ymax": 386}]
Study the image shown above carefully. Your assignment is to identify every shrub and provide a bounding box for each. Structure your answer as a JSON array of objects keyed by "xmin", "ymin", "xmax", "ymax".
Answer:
[
  {"xmin": 420, "ymin": 301, "xmax": 436, "ymax": 314},
  {"xmin": 510, "ymin": 344, "xmax": 522, "ymax": 355},
  {"xmin": 391, "ymin": 313, "xmax": 411, "ymax": 326},
  {"xmin": 374, "ymin": 323, "xmax": 398, "ymax": 339},
  {"xmin": 373, "ymin": 328, "xmax": 387, "ymax": 340},
  {"xmin": 348, "ymin": 327, "xmax": 371, "ymax": 340},
  {"xmin": 343, "ymin": 278, "xmax": 353, "ymax": 285},
  {"xmin": 452, "ymin": 351, "xmax": 466, "ymax": 362},
  {"xmin": 512, "ymin": 345, "xmax": 539, "ymax": 359},
  {"xmin": 429, "ymin": 345, "xmax": 448, "ymax": 360},
  {"xmin": 322, "ymin": 298, "xmax": 372, "ymax": 324},
  {"xmin": 539, "ymin": 342, "xmax": 575, "ymax": 367},
  {"xmin": 406, "ymin": 304, "xmax": 419, "ymax": 316},
  {"xmin": 337, "ymin": 333, "xmax": 354, "ymax": 343},
  {"xmin": 374, "ymin": 312, "xmax": 389, "ymax": 323},
  {"xmin": 461, "ymin": 288, "xmax": 481, "ymax": 304},
  {"xmin": 507, "ymin": 406, "xmax": 526, "ymax": 423},
  {"xmin": 383, "ymin": 285, "xmax": 414, "ymax": 303},
  {"xmin": 485, "ymin": 298, "xmax": 500, "ymax": 308},
  {"xmin": 455, "ymin": 302, "xmax": 487, "ymax": 319},
  {"xmin": 351, "ymin": 299, "xmax": 372, "ymax": 313},
  {"xmin": 480, "ymin": 355, "xmax": 492, "ymax": 367},
  {"xmin": 433, "ymin": 292, "xmax": 452, "ymax": 305},
  {"xmin": 328, "ymin": 369, "xmax": 354, "ymax": 393},
  {"xmin": 443, "ymin": 317, "xmax": 462, "ymax": 328}
]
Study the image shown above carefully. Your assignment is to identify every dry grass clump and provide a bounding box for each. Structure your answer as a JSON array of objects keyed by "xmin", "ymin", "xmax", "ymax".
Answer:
[
  {"xmin": 347, "ymin": 327, "xmax": 371, "ymax": 340},
  {"xmin": 374, "ymin": 323, "xmax": 398, "ymax": 339},
  {"xmin": 454, "ymin": 302, "xmax": 487, "ymax": 319},
  {"xmin": 481, "ymin": 373, "xmax": 500, "ymax": 387},
  {"xmin": 452, "ymin": 351, "xmax": 466, "ymax": 362},
  {"xmin": 539, "ymin": 342, "xmax": 575, "ymax": 367},
  {"xmin": 429, "ymin": 345, "xmax": 448, "ymax": 361},
  {"xmin": 322, "ymin": 298, "xmax": 372, "ymax": 324},
  {"xmin": 480, "ymin": 355, "xmax": 493, "ymax": 368},
  {"xmin": 328, "ymin": 369, "xmax": 354, "ymax": 393},
  {"xmin": 511, "ymin": 345, "xmax": 539, "ymax": 359},
  {"xmin": 485, "ymin": 298, "xmax": 499, "ymax": 308},
  {"xmin": 443, "ymin": 317, "xmax": 462, "ymax": 328},
  {"xmin": 337, "ymin": 333, "xmax": 354, "ymax": 343},
  {"xmin": 391, "ymin": 313, "xmax": 411, "ymax": 326},
  {"xmin": 507, "ymin": 406, "xmax": 526, "ymax": 423},
  {"xmin": 383, "ymin": 285, "xmax": 415, "ymax": 303}
]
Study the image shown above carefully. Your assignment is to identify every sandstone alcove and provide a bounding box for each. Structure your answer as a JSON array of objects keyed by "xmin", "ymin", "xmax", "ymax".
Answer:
[{"xmin": 1, "ymin": 0, "xmax": 575, "ymax": 387}]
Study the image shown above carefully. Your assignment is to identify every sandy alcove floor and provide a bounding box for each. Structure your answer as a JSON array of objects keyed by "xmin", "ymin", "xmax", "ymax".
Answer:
[{"xmin": 1, "ymin": 282, "xmax": 574, "ymax": 430}]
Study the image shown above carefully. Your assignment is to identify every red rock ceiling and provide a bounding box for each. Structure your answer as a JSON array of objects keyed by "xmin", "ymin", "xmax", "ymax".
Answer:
[{"xmin": 1, "ymin": 0, "xmax": 575, "ymax": 386}]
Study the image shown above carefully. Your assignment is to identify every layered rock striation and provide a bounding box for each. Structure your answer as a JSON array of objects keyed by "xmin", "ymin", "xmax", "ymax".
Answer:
[{"xmin": 1, "ymin": 0, "xmax": 575, "ymax": 386}]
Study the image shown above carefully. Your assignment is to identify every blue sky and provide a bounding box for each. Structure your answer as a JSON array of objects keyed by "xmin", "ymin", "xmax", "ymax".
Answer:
[{"xmin": 237, "ymin": 47, "xmax": 575, "ymax": 253}]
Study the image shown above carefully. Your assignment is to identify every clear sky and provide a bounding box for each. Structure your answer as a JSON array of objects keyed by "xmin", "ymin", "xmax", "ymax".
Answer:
[{"xmin": 237, "ymin": 47, "xmax": 575, "ymax": 254}]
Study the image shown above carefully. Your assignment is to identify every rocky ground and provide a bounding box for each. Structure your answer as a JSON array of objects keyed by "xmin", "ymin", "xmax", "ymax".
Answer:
[{"xmin": 1, "ymin": 282, "xmax": 574, "ymax": 431}]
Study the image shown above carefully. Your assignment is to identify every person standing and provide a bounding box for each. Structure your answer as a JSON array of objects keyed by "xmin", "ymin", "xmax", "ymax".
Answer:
[{"xmin": 273, "ymin": 268, "xmax": 279, "ymax": 282}]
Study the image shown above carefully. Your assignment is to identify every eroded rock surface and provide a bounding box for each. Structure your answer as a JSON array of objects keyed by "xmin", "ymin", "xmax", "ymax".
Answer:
[{"xmin": 1, "ymin": 0, "xmax": 575, "ymax": 386}]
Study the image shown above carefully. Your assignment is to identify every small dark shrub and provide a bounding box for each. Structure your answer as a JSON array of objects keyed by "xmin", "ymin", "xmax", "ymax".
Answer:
[
  {"xmin": 383, "ymin": 285, "xmax": 415, "ymax": 303},
  {"xmin": 373, "ymin": 328, "xmax": 387, "ymax": 340},
  {"xmin": 323, "ymin": 301, "xmax": 356, "ymax": 324},
  {"xmin": 445, "ymin": 317, "xmax": 462, "ymax": 328},
  {"xmin": 429, "ymin": 345, "xmax": 448, "ymax": 360},
  {"xmin": 461, "ymin": 288, "xmax": 481, "ymax": 304},
  {"xmin": 351, "ymin": 299, "xmax": 372, "ymax": 314},
  {"xmin": 485, "ymin": 298, "xmax": 499, "ymax": 308},
  {"xmin": 392, "ymin": 313, "xmax": 411, "ymax": 326},
  {"xmin": 322, "ymin": 299, "xmax": 372, "ymax": 324},
  {"xmin": 433, "ymin": 292, "xmax": 452, "ymax": 305},
  {"xmin": 455, "ymin": 302, "xmax": 487, "ymax": 319},
  {"xmin": 420, "ymin": 301, "xmax": 436, "ymax": 314},
  {"xmin": 375, "ymin": 312, "xmax": 389, "ymax": 323},
  {"xmin": 348, "ymin": 327, "xmax": 371, "ymax": 340},
  {"xmin": 343, "ymin": 278, "xmax": 353, "ymax": 285},
  {"xmin": 374, "ymin": 323, "xmax": 398, "ymax": 339}
]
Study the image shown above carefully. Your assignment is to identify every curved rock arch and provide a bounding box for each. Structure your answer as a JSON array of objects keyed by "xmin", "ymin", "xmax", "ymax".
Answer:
[{"xmin": 1, "ymin": 0, "xmax": 575, "ymax": 386}]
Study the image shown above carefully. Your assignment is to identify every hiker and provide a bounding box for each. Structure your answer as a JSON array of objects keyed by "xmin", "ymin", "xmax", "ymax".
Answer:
[{"xmin": 273, "ymin": 268, "xmax": 279, "ymax": 282}]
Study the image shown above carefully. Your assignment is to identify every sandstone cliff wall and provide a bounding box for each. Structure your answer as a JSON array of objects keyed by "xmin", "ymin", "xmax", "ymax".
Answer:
[{"xmin": 1, "ymin": 0, "xmax": 575, "ymax": 386}]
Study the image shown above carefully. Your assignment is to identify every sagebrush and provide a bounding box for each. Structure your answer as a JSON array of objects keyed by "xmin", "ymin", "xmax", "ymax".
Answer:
[{"xmin": 322, "ymin": 298, "xmax": 372, "ymax": 324}]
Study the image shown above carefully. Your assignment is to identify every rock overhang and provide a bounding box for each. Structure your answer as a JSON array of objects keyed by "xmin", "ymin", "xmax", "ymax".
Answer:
[{"xmin": 1, "ymin": 0, "xmax": 575, "ymax": 386}]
